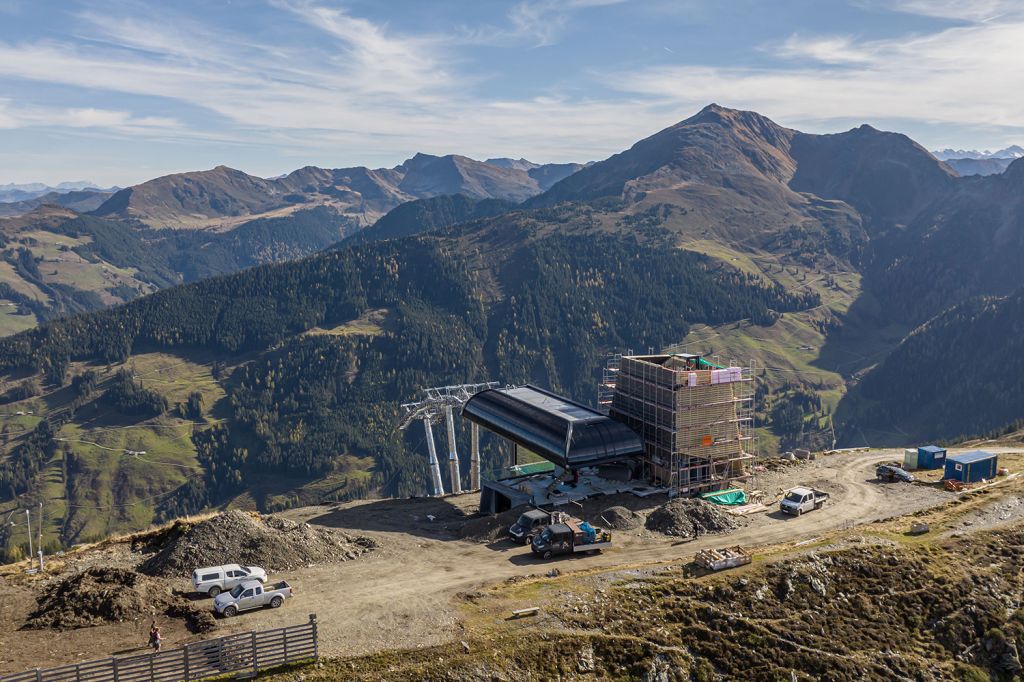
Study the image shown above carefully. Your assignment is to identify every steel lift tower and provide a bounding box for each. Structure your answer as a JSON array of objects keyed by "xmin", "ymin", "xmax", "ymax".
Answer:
[{"xmin": 398, "ymin": 383, "xmax": 498, "ymax": 496}]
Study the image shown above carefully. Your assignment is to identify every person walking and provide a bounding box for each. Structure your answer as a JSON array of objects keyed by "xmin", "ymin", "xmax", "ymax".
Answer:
[{"xmin": 148, "ymin": 622, "xmax": 164, "ymax": 652}]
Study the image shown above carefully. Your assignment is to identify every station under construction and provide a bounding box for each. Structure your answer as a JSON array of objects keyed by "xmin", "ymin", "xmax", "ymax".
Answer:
[
  {"xmin": 607, "ymin": 353, "xmax": 755, "ymax": 497},
  {"xmin": 425, "ymin": 351, "xmax": 760, "ymax": 513}
]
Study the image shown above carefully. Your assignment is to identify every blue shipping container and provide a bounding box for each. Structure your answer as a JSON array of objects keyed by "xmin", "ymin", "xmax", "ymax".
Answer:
[
  {"xmin": 917, "ymin": 445, "xmax": 947, "ymax": 470},
  {"xmin": 944, "ymin": 451, "xmax": 998, "ymax": 483}
]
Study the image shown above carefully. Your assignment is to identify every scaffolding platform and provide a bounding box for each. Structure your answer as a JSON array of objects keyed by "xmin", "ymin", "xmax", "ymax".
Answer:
[{"xmin": 606, "ymin": 353, "xmax": 758, "ymax": 498}]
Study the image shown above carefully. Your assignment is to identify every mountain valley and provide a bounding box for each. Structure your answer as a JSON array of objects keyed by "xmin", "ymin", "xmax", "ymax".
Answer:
[{"xmin": 1, "ymin": 104, "xmax": 1022, "ymax": 564}]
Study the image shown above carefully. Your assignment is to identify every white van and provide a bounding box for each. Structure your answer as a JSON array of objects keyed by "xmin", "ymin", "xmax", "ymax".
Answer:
[{"xmin": 192, "ymin": 564, "xmax": 267, "ymax": 596}]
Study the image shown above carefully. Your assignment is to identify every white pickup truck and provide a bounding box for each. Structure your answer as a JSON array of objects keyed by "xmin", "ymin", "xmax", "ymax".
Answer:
[
  {"xmin": 213, "ymin": 580, "xmax": 293, "ymax": 617},
  {"xmin": 192, "ymin": 564, "xmax": 267, "ymax": 597},
  {"xmin": 779, "ymin": 487, "xmax": 830, "ymax": 516}
]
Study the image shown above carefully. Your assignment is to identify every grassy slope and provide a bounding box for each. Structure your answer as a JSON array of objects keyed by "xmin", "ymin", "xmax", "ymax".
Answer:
[{"xmin": 0, "ymin": 352, "xmax": 226, "ymax": 552}]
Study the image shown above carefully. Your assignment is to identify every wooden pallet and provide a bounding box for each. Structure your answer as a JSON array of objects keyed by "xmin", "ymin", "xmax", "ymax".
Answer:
[{"xmin": 695, "ymin": 546, "xmax": 752, "ymax": 571}]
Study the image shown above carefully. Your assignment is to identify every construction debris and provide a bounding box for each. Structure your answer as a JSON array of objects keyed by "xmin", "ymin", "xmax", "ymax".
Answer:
[
  {"xmin": 510, "ymin": 607, "xmax": 540, "ymax": 619},
  {"xmin": 727, "ymin": 503, "xmax": 770, "ymax": 516},
  {"xmin": 645, "ymin": 498, "xmax": 739, "ymax": 538},
  {"xmin": 695, "ymin": 545, "xmax": 752, "ymax": 571},
  {"xmin": 137, "ymin": 510, "xmax": 377, "ymax": 577}
]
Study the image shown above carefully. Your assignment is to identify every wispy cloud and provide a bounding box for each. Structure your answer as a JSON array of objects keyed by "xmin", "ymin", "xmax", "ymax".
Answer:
[
  {"xmin": 608, "ymin": 12, "xmax": 1024, "ymax": 133},
  {"xmin": 0, "ymin": 98, "xmax": 181, "ymax": 134},
  {"xmin": 269, "ymin": 0, "xmax": 454, "ymax": 96},
  {"xmin": 458, "ymin": 0, "xmax": 630, "ymax": 48},
  {"xmin": 865, "ymin": 0, "xmax": 1024, "ymax": 21}
]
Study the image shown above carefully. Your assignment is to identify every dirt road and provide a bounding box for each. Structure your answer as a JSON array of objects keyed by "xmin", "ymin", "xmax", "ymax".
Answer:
[
  {"xmin": 1, "ymin": 447, "xmax": 1018, "ymax": 672},
  {"xmin": 207, "ymin": 449, "xmax": 979, "ymax": 659}
]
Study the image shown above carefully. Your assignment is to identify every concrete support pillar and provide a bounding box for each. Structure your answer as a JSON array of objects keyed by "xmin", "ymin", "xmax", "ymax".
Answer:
[
  {"xmin": 423, "ymin": 418, "xmax": 445, "ymax": 496},
  {"xmin": 470, "ymin": 422, "xmax": 480, "ymax": 491},
  {"xmin": 445, "ymin": 406, "xmax": 462, "ymax": 494}
]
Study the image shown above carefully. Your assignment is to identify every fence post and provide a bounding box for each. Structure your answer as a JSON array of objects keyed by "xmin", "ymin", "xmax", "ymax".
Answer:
[
  {"xmin": 34, "ymin": 668, "xmax": 41, "ymax": 682},
  {"xmin": 251, "ymin": 631, "xmax": 259, "ymax": 673},
  {"xmin": 112, "ymin": 657, "xmax": 119, "ymax": 682},
  {"xmin": 183, "ymin": 644, "xmax": 190, "ymax": 682},
  {"xmin": 309, "ymin": 614, "xmax": 318, "ymax": 661}
]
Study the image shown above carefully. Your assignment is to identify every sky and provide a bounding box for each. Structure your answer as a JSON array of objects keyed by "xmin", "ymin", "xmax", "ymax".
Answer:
[{"xmin": 1, "ymin": 0, "xmax": 1023, "ymax": 186}]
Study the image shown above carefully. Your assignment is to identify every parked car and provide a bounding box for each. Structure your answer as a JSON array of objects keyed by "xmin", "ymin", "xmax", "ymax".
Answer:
[
  {"xmin": 192, "ymin": 564, "xmax": 267, "ymax": 597},
  {"xmin": 876, "ymin": 463, "xmax": 915, "ymax": 483},
  {"xmin": 779, "ymin": 487, "xmax": 830, "ymax": 516},
  {"xmin": 214, "ymin": 580, "xmax": 293, "ymax": 617}
]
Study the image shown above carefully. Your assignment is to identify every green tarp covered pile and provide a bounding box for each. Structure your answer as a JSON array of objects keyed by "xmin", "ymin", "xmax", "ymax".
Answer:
[{"xmin": 700, "ymin": 488, "xmax": 747, "ymax": 505}]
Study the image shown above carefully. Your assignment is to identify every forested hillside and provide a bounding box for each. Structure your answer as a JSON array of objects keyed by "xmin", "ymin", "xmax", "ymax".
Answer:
[
  {"xmin": 838, "ymin": 290, "xmax": 1024, "ymax": 443},
  {"xmin": 0, "ymin": 217, "xmax": 814, "ymax": 558}
]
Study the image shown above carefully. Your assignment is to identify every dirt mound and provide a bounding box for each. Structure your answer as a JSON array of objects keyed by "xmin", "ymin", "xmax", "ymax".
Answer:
[
  {"xmin": 26, "ymin": 567, "xmax": 173, "ymax": 630},
  {"xmin": 138, "ymin": 510, "xmax": 377, "ymax": 577},
  {"xmin": 598, "ymin": 506, "xmax": 642, "ymax": 530},
  {"xmin": 645, "ymin": 499, "xmax": 738, "ymax": 538}
]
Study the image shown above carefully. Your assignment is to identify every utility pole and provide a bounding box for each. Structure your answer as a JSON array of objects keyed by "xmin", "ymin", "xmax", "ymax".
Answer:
[
  {"xmin": 38, "ymin": 500, "xmax": 43, "ymax": 571},
  {"xmin": 25, "ymin": 509, "xmax": 32, "ymax": 567}
]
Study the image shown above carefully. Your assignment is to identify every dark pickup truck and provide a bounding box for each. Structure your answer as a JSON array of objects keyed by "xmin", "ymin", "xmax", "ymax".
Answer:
[
  {"xmin": 531, "ymin": 519, "xmax": 611, "ymax": 559},
  {"xmin": 508, "ymin": 509, "xmax": 552, "ymax": 544}
]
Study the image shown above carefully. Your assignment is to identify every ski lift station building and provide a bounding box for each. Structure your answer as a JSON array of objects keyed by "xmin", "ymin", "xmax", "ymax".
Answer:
[{"xmin": 464, "ymin": 352, "xmax": 756, "ymax": 513}]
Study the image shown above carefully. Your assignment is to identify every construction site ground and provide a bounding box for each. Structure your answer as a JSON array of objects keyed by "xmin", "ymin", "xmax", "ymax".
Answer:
[{"xmin": 1, "ymin": 446, "xmax": 1021, "ymax": 674}]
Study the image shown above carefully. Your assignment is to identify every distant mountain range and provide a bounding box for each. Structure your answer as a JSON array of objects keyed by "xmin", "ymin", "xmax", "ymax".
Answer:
[
  {"xmin": 0, "ymin": 181, "xmax": 118, "ymax": 204},
  {"xmin": 932, "ymin": 145, "xmax": 1024, "ymax": 161},
  {"xmin": 942, "ymin": 157, "xmax": 1016, "ymax": 177},
  {"xmin": 90, "ymin": 154, "xmax": 583, "ymax": 230},
  {"xmin": 931, "ymin": 145, "xmax": 1024, "ymax": 176},
  {"xmin": 0, "ymin": 154, "xmax": 583, "ymax": 331}
]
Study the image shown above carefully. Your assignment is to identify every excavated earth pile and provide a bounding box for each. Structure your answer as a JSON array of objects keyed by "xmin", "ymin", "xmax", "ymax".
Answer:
[
  {"xmin": 598, "ymin": 506, "xmax": 643, "ymax": 530},
  {"xmin": 138, "ymin": 510, "xmax": 378, "ymax": 577},
  {"xmin": 644, "ymin": 498, "xmax": 738, "ymax": 537},
  {"xmin": 24, "ymin": 567, "xmax": 212, "ymax": 632}
]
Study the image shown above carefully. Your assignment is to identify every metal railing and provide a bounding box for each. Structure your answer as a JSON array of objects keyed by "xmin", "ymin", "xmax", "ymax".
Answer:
[{"xmin": 1, "ymin": 614, "xmax": 318, "ymax": 682}]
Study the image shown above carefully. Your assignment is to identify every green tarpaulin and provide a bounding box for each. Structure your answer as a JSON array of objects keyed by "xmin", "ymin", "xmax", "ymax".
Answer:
[
  {"xmin": 509, "ymin": 461, "xmax": 555, "ymax": 476},
  {"xmin": 700, "ymin": 489, "xmax": 747, "ymax": 506}
]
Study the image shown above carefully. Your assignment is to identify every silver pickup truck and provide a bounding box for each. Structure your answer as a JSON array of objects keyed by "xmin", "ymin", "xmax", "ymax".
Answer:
[
  {"xmin": 779, "ymin": 486, "xmax": 830, "ymax": 516},
  {"xmin": 213, "ymin": 579, "xmax": 293, "ymax": 617}
]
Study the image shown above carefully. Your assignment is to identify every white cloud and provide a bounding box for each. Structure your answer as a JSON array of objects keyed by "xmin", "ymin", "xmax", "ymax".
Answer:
[
  {"xmin": 607, "ymin": 17, "xmax": 1024, "ymax": 135},
  {"xmin": 869, "ymin": 0, "xmax": 1024, "ymax": 21},
  {"xmin": 0, "ymin": 99, "xmax": 182, "ymax": 133},
  {"xmin": 776, "ymin": 35, "xmax": 873, "ymax": 64},
  {"xmin": 269, "ymin": 1, "xmax": 454, "ymax": 96}
]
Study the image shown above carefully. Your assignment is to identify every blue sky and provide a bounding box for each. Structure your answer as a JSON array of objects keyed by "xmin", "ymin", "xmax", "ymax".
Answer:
[{"xmin": 1, "ymin": 0, "xmax": 1022, "ymax": 186}]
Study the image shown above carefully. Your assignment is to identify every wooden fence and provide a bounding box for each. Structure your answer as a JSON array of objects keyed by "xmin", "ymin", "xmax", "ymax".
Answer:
[{"xmin": 0, "ymin": 614, "xmax": 318, "ymax": 682}]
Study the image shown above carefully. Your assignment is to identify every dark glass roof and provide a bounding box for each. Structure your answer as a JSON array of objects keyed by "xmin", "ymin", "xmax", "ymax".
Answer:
[{"xmin": 462, "ymin": 384, "xmax": 644, "ymax": 469}]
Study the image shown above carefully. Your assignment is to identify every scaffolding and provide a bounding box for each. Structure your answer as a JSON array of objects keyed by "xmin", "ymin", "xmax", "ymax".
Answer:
[
  {"xmin": 608, "ymin": 353, "xmax": 756, "ymax": 497},
  {"xmin": 596, "ymin": 349, "xmax": 631, "ymax": 414}
]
